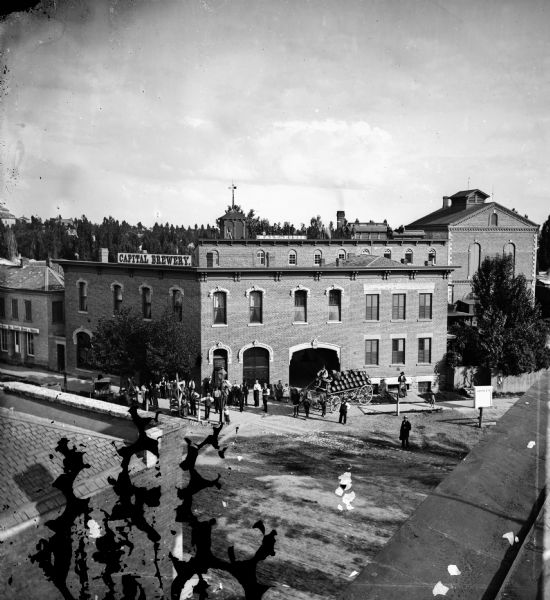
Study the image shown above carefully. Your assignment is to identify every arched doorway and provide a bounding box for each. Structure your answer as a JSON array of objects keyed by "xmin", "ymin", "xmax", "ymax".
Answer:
[
  {"xmin": 243, "ymin": 347, "xmax": 269, "ymax": 387},
  {"xmin": 289, "ymin": 347, "xmax": 340, "ymax": 388},
  {"xmin": 212, "ymin": 349, "xmax": 228, "ymax": 388}
]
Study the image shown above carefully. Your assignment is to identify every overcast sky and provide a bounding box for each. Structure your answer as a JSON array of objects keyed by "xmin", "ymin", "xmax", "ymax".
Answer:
[{"xmin": 0, "ymin": 0, "xmax": 548, "ymax": 229}]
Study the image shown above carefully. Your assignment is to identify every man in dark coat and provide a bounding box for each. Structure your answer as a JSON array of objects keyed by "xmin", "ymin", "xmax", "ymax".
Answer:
[
  {"xmin": 338, "ymin": 399, "xmax": 349, "ymax": 424},
  {"xmin": 399, "ymin": 416, "xmax": 411, "ymax": 449},
  {"xmin": 291, "ymin": 388, "xmax": 300, "ymax": 418}
]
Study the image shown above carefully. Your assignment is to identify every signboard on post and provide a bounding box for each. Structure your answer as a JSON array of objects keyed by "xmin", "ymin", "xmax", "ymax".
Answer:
[{"xmin": 474, "ymin": 386, "xmax": 493, "ymax": 409}]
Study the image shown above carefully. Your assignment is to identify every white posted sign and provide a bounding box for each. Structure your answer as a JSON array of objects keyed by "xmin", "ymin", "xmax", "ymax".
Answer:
[{"xmin": 474, "ymin": 386, "xmax": 493, "ymax": 409}]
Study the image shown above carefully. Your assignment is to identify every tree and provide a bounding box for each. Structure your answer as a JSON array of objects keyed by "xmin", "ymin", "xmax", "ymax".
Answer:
[
  {"xmin": 90, "ymin": 308, "xmax": 149, "ymax": 381},
  {"xmin": 538, "ymin": 214, "xmax": 550, "ymax": 271},
  {"xmin": 450, "ymin": 254, "xmax": 550, "ymax": 376}
]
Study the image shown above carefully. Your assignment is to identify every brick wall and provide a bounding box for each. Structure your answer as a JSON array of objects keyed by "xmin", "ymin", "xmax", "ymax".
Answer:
[
  {"xmin": 196, "ymin": 239, "xmax": 448, "ymax": 269},
  {"xmin": 199, "ymin": 271, "xmax": 448, "ymax": 389}
]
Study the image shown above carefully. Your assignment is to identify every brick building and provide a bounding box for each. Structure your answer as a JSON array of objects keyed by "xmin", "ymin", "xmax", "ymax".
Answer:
[
  {"xmin": 0, "ymin": 261, "xmax": 66, "ymax": 370},
  {"xmin": 407, "ymin": 189, "xmax": 539, "ymax": 302},
  {"xmin": 59, "ymin": 234, "xmax": 453, "ymax": 392}
]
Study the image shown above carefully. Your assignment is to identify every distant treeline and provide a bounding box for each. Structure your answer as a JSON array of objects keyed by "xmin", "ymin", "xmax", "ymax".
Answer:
[{"xmin": 0, "ymin": 206, "xmax": 355, "ymax": 262}]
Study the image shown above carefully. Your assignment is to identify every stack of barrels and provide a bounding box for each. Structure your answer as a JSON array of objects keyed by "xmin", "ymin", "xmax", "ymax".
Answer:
[{"xmin": 327, "ymin": 370, "xmax": 370, "ymax": 393}]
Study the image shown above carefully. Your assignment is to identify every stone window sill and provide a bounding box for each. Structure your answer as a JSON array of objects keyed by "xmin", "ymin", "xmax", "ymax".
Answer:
[
  {"xmin": 212, "ymin": 323, "xmax": 228, "ymax": 328},
  {"xmin": 248, "ymin": 322, "xmax": 263, "ymax": 327},
  {"xmin": 292, "ymin": 321, "xmax": 309, "ymax": 325}
]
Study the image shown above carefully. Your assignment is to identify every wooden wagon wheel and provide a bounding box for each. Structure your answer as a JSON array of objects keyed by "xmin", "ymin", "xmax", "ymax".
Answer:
[
  {"xmin": 358, "ymin": 384, "xmax": 374, "ymax": 405},
  {"xmin": 329, "ymin": 394, "xmax": 341, "ymax": 413}
]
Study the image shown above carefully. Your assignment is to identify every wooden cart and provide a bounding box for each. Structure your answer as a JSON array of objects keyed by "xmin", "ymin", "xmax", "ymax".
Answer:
[{"xmin": 310, "ymin": 369, "xmax": 374, "ymax": 412}]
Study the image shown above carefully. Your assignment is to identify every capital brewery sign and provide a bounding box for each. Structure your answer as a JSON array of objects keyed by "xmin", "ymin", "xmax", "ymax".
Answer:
[{"xmin": 117, "ymin": 253, "xmax": 192, "ymax": 266}]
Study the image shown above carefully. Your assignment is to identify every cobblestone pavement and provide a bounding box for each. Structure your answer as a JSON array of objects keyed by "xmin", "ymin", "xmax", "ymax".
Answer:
[{"xmin": 0, "ymin": 408, "xmax": 145, "ymax": 535}]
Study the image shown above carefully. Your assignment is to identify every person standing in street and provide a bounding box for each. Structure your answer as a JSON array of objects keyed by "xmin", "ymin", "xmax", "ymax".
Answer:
[
  {"xmin": 303, "ymin": 392, "xmax": 311, "ymax": 419},
  {"xmin": 204, "ymin": 393, "xmax": 213, "ymax": 420},
  {"xmin": 238, "ymin": 385, "xmax": 245, "ymax": 412},
  {"xmin": 291, "ymin": 388, "xmax": 300, "ymax": 418},
  {"xmin": 275, "ymin": 380, "xmax": 284, "ymax": 402},
  {"xmin": 242, "ymin": 381, "xmax": 249, "ymax": 405},
  {"xmin": 399, "ymin": 416, "xmax": 411, "ymax": 449},
  {"xmin": 339, "ymin": 399, "xmax": 349, "ymax": 424},
  {"xmin": 262, "ymin": 383, "xmax": 270, "ymax": 413},
  {"xmin": 319, "ymin": 392, "xmax": 327, "ymax": 417},
  {"xmin": 253, "ymin": 380, "xmax": 261, "ymax": 407}
]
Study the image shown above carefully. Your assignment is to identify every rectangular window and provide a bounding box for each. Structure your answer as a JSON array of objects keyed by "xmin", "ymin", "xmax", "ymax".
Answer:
[
  {"xmin": 365, "ymin": 294, "xmax": 379, "ymax": 320},
  {"xmin": 328, "ymin": 290, "xmax": 341, "ymax": 321},
  {"xmin": 419, "ymin": 293, "xmax": 432, "ymax": 319},
  {"xmin": 249, "ymin": 291, "xmax": 263, "ymax": 324},
  {"xmin": 0, "ymin": 297, "xmax": 5, "ymax": 318},
  {"xmin": 0, "ymin": 329, "xmax": 7, "ymax": 352},
  {"xmin": 24, "ymin": 300, "xmax": 32, "ymax": 322},
  {"xmin": 392, "ymin": 338, "xmax": 405, "ymax": 364},
  {"xmin": 172, "ymin": 290, "xmax": 183, "ymax": 322},
  {"xmin": 294, "ymin": 290, "xmax": 307, "ymax": 322},
  {"xmin": 78, "ymin": 282, "xmax": 88, "ymax": 312},
  {"xmin": 11, "ymin": 299, "xmax": 18, "ymax": 320},
  {"xmin": 213, "ymin": 292, "xmax": 227, "ymax": 324},
  {"xmin": 392, "ymin": 294, "xmax": 406, "ymax": 320},
  {"xmin": 365, "ymin": 339, "xmax": 379, "ymax": 365},
  {"xmin": 52, "ymin": 300, "xmax": 64, "ymax": 323},
  {"xmin": 14, "ymin": 330, "xmax": 20, "ymax": 354},
  {"xmin": 142, "ymin": 287, "xmax": 152, "ymax": 319},
  {"xmin": 27, "ymin": 332, "xmax": 34, "ymax": 356},
  {"xmin": 418, "ymin": 338, "xmax": 432, "ymax": 363},
  {"xmin": 113, "ymin": 285, "xmax": 123, "ymax": 314}
]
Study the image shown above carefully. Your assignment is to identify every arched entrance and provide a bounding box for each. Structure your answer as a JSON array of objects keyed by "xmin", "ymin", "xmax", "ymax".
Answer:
[
  {"xmin": 212, "ymin": 349, "xmax": 228, "ymax": 388},
  {"xmin": 243, "ymin": 347, "xmax": 270, "ymax": 387},
  {"xmin": 289, "ymin": 347, "xmax": 340, "ymax": 388}
]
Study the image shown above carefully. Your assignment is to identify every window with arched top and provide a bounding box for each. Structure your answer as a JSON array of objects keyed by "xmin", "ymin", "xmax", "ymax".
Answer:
[
  {"xmin": 490, "ymin": 213, "xmax": 498, "ymax": 226},
  {"xmin": 213, "ymin": 291, "xmax": 227, "ymax": 325},
  {"xmin": 468, "ymin": 243, "xmax": 481, "ymax": 278},
  {"xmin": 504, "ymin": 242, "xmax": 515, "ymax": 274},
  {"xmin": 78, "ymin": 281, "xmax": 88, "ymax": 312},
  {"xmin": 172, "ymin": 289, "xmax": 183, "ymax": 322},
  {"xmin": 294, "ymin": 290, "xmax": 307, "ymax": 322},
  {"xmin": 428, "ymin": 249, "xmax": 436, "ymax": 264},
  {"xmin": 206, "ymin": 250, "xmax": 219, "ymax": 267},
  {"xmin": 288, "ymin": 250, "xmax": 297, "ymax": 266},
  {"xmin": 328, "ymin": 289, "xmax": 342, "ymax": 321},
  {"xmin": 404, "ymin": 249, "xmax": 413, "ymax": 264},
  {"xmin": 249, "ymin": 290, "xmax": 263, "ymax": 324},
  {"xmin": 76, "ymin": 331, "xmax": 92, "ymax": 369},
  {"xmin": 314, "ymin": 250, "xmax": 322, "ymax": 266},
  {"xmin": 141, "ymin": 286, "xmax": 152, "ymax": 319},
  {"xmin": 257, "ymin": 250, "xmax": 266, "ymax": 266},
  {"xmin": 383, "ymin": 248, "xmax": 392, "ymax": 259},
  {"xmin": 113, "ymin": 284, "xmax": 122, "ymax": 314}
]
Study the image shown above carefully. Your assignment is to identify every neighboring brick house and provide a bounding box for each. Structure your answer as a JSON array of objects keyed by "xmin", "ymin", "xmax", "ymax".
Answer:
[
  {"xmin": 407, "ymin": 189, "xmax": 539, "ymax": 303},
  {"xmin": 0, "ymin": 261, "xmax": 66, "ymax": 370},
  {"xmin": 58, "ymin": 242, "xmax": 453, "ymax": 392}
]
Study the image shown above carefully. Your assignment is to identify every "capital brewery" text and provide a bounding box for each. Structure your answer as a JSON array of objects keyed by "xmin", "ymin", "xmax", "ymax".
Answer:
[{"xmin": 117, "ymin": 253, "xmax": 192, "ymax": 266}]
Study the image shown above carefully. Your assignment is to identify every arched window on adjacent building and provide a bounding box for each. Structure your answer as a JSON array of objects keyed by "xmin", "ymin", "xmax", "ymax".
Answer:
[
  {"xmin": 113, "ymin": 284, "xmax": 123, "ymax": 314},
  {"xmin": 468, "ymin": 242, "xmax": 481, "ymax": 278},
  {"xmin": 78, "ymin": 281, "xmax": 88, "ymax": 312},
  {"xmin": 213, "ymin": 291, "xmax": 227, "ymax": 325},
  {"xmin": 206, "ymin": 250, "xmax": 219, "ymax": 267},
  {"xmin": 328, "ymin": 289, "xmax": 342, "ymax": 322},
  {"xmin": 428, "ymin": 249, "xmax": 436, "ymax": 265},
  {"xmin": 288, "ymin": 250, "xmax": 297, "ymax": 266},
  {"xmin": 404, "ymin": 249, "xmax": 413, "ymax": 264},
  {"xmin": 142, "ymin": 286, "xmax": 152, "ymax": 319},
  {"xmin": 172, "ymin": 289, "xmax": 183, "ymax": 322},
  {"xmin": 504, "ymin": 242, "xmax": 515, "ymax": 275},
  {"xmin": 256, "ymin": 250, "xmax": 266, "ymax": 266},
  {"xmin": 490, "ymin": 212, "xmax": 498, "ymax": 226},
  {"xmin": 383, "ymin": 248, "xmax": 392, "ymax": 259},
  {"xmin": 249, "ymin": 291, "xmax": 263, "ymax": 324},
  {"xmin": 76, "ymin": 331, "xmax": 92, "ymax": 369},
  {"xmin": 314, "ymin": 250, "xmax": 323, "ymax": 266}
]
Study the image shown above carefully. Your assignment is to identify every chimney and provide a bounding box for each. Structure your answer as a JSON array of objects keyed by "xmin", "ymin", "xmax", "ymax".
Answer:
[
  {"xmin": 100, "ymin": 248, "xmax": 109, "ymax": 263},
  {"xmin": 442, "ymin": 196, "xmax": 451, "ymax": 209},
  {"xmin": 336, "ymin": 210, "xmax": 345, "ymax": 230}
]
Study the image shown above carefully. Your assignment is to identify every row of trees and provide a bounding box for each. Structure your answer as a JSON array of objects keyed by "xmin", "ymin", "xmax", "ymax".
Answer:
[{"xmin": 449, "ymin": 254, "xmax": 550, "ymax": 376}]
